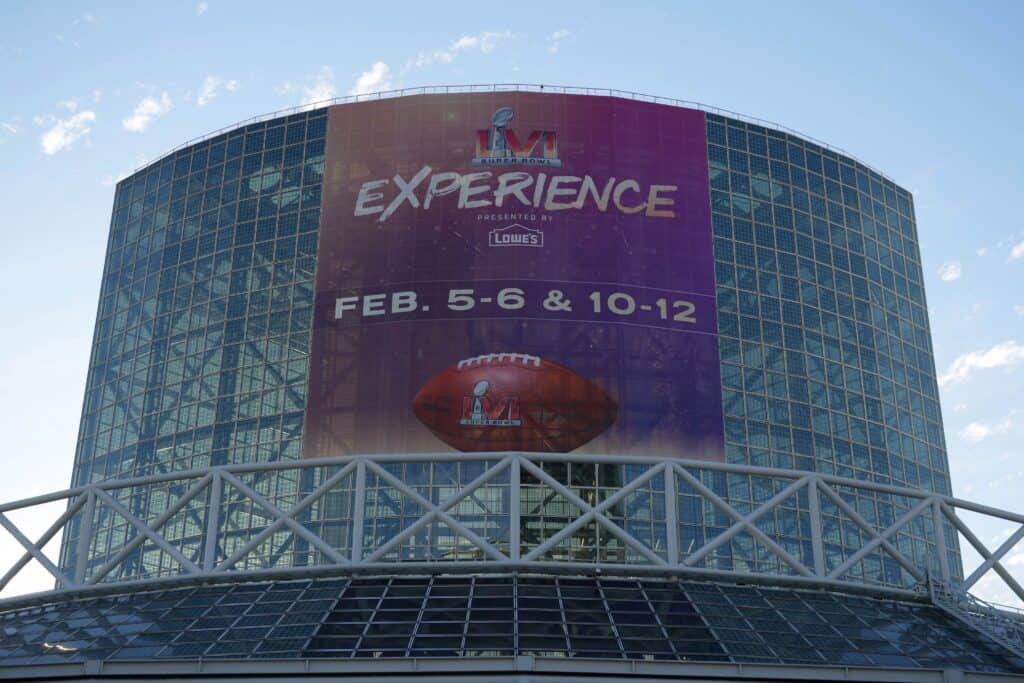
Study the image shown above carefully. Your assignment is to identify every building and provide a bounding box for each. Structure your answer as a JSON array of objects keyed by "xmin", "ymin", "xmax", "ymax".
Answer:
[{"xmin": 0, "ymin": 86, "xmax": 1022, "ymax": 680}]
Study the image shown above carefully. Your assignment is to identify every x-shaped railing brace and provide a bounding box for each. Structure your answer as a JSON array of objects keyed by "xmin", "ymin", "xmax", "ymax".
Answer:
[
  {"xmin": 521, "ymin": 459, "xmax": 667, "ymax": 565},
  {"xmin": 676, "ymin": 467, "xmax": 811, "ymax": 576},
  {"xmin": 942, "ymin": 500, "xmax": 1024, "ymax": 603},
  {"xmin": 361, "ymin": 457, "xmax": 513, "ymax": 563}
]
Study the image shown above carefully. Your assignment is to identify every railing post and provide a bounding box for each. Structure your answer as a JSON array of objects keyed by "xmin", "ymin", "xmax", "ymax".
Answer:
[
  {"xmin": 351, "ymin": 459, "xmax": 366, "ymax": 564},
  {"xmin": 933, "ymin": 498, "xmax": 950, "ymax": 583},
  {"xmin": 510, "ymin": 455, "xmax": 521, "ymax": 561},
  {"xmin": 664, "ymin": 462, "xmax": 679, "ymax": 565},
  {"xmin": 203, "ymin": 471, "xmax": 222, "ymax": 572},
  {"xmin": 74, "ymin": 490, "xmax": 96, "ymax": 586},
  {"xmin": 807, "ymin": 476, "xmax": 825, "ymax": 577}
]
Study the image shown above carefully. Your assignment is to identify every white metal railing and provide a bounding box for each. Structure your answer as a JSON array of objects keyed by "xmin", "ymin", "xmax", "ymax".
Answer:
[
  {"xmin": 126, "ymin": 84, "xmax": 900, "ymax": 184},
  {"xmin": 930, "ymin": 577, "xmax": 1024, "ymax": 659},
  {"xmin": 0, "ymin": 453, "xmax": 1021, "ymax": 609}
]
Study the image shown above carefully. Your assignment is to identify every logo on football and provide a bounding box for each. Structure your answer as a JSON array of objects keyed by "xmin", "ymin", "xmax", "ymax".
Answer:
[{"xmin": 412, "ymin": 353, "xmax": 618, "ymax": 453}]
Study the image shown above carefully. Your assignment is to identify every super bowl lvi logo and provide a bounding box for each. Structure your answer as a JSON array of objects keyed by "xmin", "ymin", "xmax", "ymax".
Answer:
[
  {"xmin": 473, "ymin": 107, "xmax": 561, "ymax": 167},
  {"xmin": 460, "ymin": 380, "xmax": 521, "ymax": 427}
]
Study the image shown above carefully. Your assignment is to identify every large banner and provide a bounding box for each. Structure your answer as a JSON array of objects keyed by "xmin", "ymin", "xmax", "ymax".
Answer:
[{"xmin": 304, "ymin": 92, "xmax": 724, "ymax": 459}]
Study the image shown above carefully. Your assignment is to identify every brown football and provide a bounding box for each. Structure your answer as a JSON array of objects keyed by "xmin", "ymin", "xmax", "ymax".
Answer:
[{"xmin": 412, "ymin": 353, "xmax": 618, "ymax": 453}]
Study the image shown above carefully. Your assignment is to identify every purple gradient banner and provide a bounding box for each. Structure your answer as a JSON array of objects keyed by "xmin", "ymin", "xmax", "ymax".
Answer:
[{"xmin": 304, "ymin": 92, "xmax": 724, "ymax": 459}]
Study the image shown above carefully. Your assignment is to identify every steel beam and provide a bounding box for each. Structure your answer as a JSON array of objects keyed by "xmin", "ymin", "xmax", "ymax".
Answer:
[{"xmin": 807, "ymin": 477, "xmax": 825, "ymax": 578}]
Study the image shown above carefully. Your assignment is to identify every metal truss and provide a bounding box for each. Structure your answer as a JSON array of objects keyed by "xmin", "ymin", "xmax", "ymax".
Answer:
[{"xmin": 0, "ymin": 453, "xmax": 1022, "ymax": 610}]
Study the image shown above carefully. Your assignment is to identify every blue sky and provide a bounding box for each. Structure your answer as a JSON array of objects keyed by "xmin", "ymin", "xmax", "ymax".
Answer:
[{"xmin": 0, "ymin": 1, "xmax": 1022, "ymax": 599}]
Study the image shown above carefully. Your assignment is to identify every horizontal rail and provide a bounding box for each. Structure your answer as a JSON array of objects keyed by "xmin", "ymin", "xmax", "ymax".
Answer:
[
  {"xmin": 125, "ymin": 83, "xmax": 902, "ymax": 185},
  {"xmin": 6, "ymin": 452, "xmax": 1022, "ymax": 523}
]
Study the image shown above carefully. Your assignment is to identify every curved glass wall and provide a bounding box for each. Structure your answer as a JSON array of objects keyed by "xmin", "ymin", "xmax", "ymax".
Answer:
[
  {"xmin": 706, "ymin": 114, "xmax": 948, "ymax": 496},
  {"xmin": 63, "ymin": 94, "xmax": 954, "ymax": 583},
  {"xmin": 63, "ymin": 109, "xmax": 327, "ymax": 579},
  {"xmin": 73, "ymin": 110, "xmax": 327, "ymax": 485}
]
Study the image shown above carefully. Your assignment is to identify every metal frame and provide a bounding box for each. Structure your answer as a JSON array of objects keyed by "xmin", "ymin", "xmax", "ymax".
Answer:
[
  {"xmin": 0, "ymin": 453, "xmax": 1021, "ymax": 608},
  {"xmin": 931, "ymin": 578, "xmax": 1024, "ymax": 661},
  {"xmin": 126, "ymin": 84, "xmax": 900, "ymax": 184},
  {"xmin": 4, "ymin": 655, "xmax": 1024, "ymax": 683}
]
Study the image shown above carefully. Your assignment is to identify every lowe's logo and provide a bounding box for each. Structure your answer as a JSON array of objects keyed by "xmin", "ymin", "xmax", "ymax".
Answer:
[{"xmin": 488, "ymin": 223, "xmax": 543, "ymax": 248}]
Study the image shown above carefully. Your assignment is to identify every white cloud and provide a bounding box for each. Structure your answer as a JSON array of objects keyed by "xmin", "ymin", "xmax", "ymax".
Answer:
[
  {"xmin": 1015, "ymin": 305, "xmax": 1024, "ymax": 316},
  {"xmin": 101, "ymin": 170, "xmax": 131, "ymax": 187},
  {"xmin": 296, "ymin": 66, "xmax": 336, "ymax": 105},
  {"xmin": 939, "ymin": 340, "xmax": 1024, "ymax": 388},
  {"xmin": 348, "ymin": 62, "xmax": 391, "ymax": 96},
  {"xmin": 39, "ymin": 110, "xmax": 96, "ymax": 155},
  {"xmin": 411, "ymin": 51, "xmax": 450, "ymax": 68},
  {"xmin": 1, "ymin": 122, "xmax": 17, "ymax": 134},
  {"xmin": 976, "ymin": 247, "xmax": 988, "ymax": 257},
  {"xmin": 410, "ymin": 30, "xmax": 513, "ymax": 68},
  {"xmin": 987, "ymin": 468, "xmax": 1024, "ymax": 491},
  {"xmin": 481, "ymin": 31, "xmax": 511, "ymax": 52},
  {"xmin": 200, "ymin": 80, "xmax": 219, "ymax": 105},
  {"xmin": 58, "ymin": 99, "xmax": 78, "ymax": 113},
  {"xmin": 937, "ymin": 260, "xmax": 961, "ymax": 281},
  {"xmin": 122, "ymin": 92, "xmax": 172, "ymax": 132},
  {"xmin": 547, "ymin": 28, "xmax": 570, "ymax": 53},
  {"xmin": 92, "ymin": 89, "xmax": 102, "ymax": 103},
  {"xmin": 1010, "ymin": 239, "xmax": 1024, "ymax": 262},
  {"xmin": 952, "ymin": 403, "xmax": 968, "ymax": 413},
  {"xmin": 959, "ymin": 413, "xmax": 1015, "ymax": 443},
  {"xmin": 197, "ymin": 1, "xmax": 209, "ymax": 15},
  {"xmin": 196, "ymin": 76, "xmax": 238, "ymax": 106},
  {"xmin": 455, "ymin": 30, "xmax": 510, "ymax": 54},
  {"xmin": 450, "ymin": 35, "xmax": 479, "ymax": 52},
  {"xmin": 963, "ymin": 302, "xmax": 985, "ymax": 321}
]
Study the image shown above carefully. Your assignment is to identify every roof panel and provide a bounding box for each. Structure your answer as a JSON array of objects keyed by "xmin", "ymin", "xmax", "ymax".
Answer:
[{"xmin": 0, "ymin": 574, "xmax": 1019, "ymax": 674}]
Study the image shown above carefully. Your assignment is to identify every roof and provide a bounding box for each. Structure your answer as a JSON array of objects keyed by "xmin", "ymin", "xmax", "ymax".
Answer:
[{"xmin": 0, "ymin": 573, "xmax": 1020, "ymax": 675}]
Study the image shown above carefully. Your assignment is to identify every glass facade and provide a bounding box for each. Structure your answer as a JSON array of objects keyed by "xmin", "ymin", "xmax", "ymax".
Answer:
[
  {"xmin": 704, "ymin": 114, "xmax": 954, "ymax": 581},
  {"xmin": 0, "ymin": 576, "xmax": 1019, "ymax": 671},
  {"xmin": 73, "ymin": 109, "xmax": 326, "ymax": 485},
  {"xmin": 64, "ymin": 93, "xmax": 956, "ymax": 586},
  {"xmin": 706, "ymin": 115, "xmax": 948, "ymax": 494}
]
